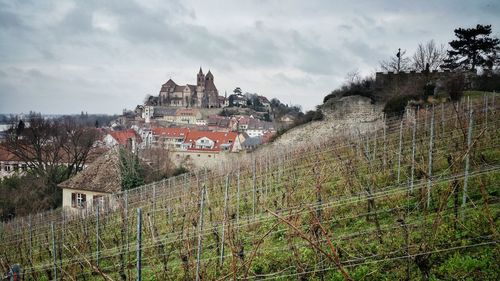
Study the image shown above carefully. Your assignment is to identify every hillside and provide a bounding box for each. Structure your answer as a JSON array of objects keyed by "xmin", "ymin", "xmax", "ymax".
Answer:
[
  {"xmin": 0, "ymin": 94, "xmax": 499, "ymax": 280},
  {"xmin": 269, "ymin": 95, "xmax": 384, "ymax": 148}
]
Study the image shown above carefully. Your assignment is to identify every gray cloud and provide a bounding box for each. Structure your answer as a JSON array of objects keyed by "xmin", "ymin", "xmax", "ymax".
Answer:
[{"xmin": 0, "ymin": 0, "xmax": 499, "ymax": 114}]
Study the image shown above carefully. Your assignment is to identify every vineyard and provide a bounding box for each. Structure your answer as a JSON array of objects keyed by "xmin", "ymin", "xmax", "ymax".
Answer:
[{"xmin": 1, "ymin": 94, "xmax": 499, "ymax": 280}]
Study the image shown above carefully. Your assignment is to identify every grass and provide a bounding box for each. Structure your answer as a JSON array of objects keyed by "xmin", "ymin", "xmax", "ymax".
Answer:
[{"xmin": 0, "ymin": 95, "xmax": 499, "ymax": 280}]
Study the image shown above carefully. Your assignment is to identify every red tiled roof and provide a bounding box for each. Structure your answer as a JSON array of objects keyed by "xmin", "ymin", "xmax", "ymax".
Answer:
[
  {"xmin": 0, "ymin": 146, "xmax": 20, "ymax": 162},
  {"xmin": 184, "ymin": 131, "xmax": 237, "ymax": 151},
  {"xmin": 109, "ymin": 129, "xmax": 141, "ymax": 145},
  {"xmin": 152, "ymin": 127, "xmax": 190, "ymax": 138},
  {"xmin": 261, "ymin": 131, "xmax": 276, "ymax": 144}
]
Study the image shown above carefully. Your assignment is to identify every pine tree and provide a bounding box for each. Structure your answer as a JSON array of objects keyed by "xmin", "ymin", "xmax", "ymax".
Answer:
[{"xmin": 442, "ymin": 24, "xmax": 499, "ymax": 71}]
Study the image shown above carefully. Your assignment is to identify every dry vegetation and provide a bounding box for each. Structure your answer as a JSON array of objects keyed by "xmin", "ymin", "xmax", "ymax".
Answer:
[{"xmin": 0, "ymin": 94, "xmax": 499, "ymax": 280}]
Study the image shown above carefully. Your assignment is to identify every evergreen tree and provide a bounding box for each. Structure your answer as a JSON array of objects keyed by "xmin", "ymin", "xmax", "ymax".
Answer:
[
  {"xmin": 443, "ymin": 24, "xmax": 499, "ymax": 71},
  {"xmin": 119, "ymin": 148, "xmax": 144, "ymax": 190},
  {"xmin": 16, "ymin": 120, "xmax": 25, "ymax": 135}
]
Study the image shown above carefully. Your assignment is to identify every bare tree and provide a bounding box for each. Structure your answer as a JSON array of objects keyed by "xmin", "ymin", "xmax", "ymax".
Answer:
[
  {"xmin": 4, "ymin": 113, "xmax": 100, "ymax": 200},
  {"xmin": 61, "ymin": 117, "xmax": 102, "ymax": 178},
  {"xmin": 379, "ymin": 48, "xmax": 412, "ymax": 73},
  {"xmin": 345, "ymin": 69, "xmax": 362, "ymax": 84},
  {"xmin": 412, "ymin": 40, "xmax": 446, "ymax": 71},
  {"xmin": 140, "ymin": 147, "xmax": 174, "ymax": 182}
]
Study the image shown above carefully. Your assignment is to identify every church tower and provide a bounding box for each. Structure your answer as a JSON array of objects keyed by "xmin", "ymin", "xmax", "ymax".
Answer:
[
  {"xmin": 204, "ymin": 70, "xmax": 218, "ymax": 108},
  {"xmin": 197, "ymin": 67, "xmax": 205, "ymax": 90}
]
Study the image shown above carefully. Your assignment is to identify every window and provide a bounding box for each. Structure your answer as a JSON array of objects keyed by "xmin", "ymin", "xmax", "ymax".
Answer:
[
  {"xmin": 71, "ymin": 193, "xmax": 86, "ymax": 208},
  {"xmin": 93, "ymin": 195, "xmax": 108, "ymax": 210},
  {"xmin": 93, "ymin": 195, "xmax": 103, "ymax": 206}
]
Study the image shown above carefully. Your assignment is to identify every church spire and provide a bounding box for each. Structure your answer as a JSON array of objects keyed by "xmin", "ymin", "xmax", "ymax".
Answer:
[
  {"xmin": 197, "ymin": 67, "xmax": 205, "ymax": 88},
  {"xmin": 206, "ymin": 69, "xmax": 213, "ymax": 80}
]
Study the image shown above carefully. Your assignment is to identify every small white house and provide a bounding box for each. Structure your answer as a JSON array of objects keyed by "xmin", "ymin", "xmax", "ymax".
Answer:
[
  {"xmin": 195, "ymin": 137, "xmax": 215, "ymax": 149},
  {"xmin": 142, "ymin": 106, "xmax": 154, "ymax": 123},
  {"xmin": 59, "ymin": 149, "xmax": 122, "ymax": 215}
]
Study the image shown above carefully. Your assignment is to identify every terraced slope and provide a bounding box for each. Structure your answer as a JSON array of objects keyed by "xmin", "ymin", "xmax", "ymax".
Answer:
[{"xmin": 1, "ymin": 95, "xmax": 499, "ymax": 280}]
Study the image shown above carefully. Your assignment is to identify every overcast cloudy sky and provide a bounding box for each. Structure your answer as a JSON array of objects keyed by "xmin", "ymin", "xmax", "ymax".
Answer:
[{"xmin": 0, "ymin": 0, "xmax": 499, "ymax": 114}]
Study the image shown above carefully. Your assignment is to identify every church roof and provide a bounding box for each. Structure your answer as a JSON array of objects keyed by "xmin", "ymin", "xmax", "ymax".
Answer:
[
  {"xmin": 206, "ymin": 70, "xmax": 213, "ymax": 79},
  {"xmin": 205, "ymin": 80, "xmax": 217, "ymax": 92},
  {"xmin": 162, "ymin": 79, "xmax": 177, "ymax": 87},
  {"xmin": 173, "ymin": 84, "xmax": 196, "ymax": 92}
]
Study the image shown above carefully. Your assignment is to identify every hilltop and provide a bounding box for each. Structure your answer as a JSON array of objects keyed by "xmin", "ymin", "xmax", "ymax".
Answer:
[{"xmin": 268, "ymin": 95, "xmax": 384, "ymax": 148}]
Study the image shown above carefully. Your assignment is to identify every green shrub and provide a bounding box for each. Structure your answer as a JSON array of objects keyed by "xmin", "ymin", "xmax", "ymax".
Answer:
[
  {"xmin": 172, "ymin": 166, "xmax": 189, "ymax": 176},
  {"xmin": 383, "ymin": 95, "xmax": 419, "ymax": 116}
]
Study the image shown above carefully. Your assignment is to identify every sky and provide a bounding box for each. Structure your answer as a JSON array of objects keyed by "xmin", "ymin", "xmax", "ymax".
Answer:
[{"xmin": 0, "ymin": 0, "xmax": 499, "ymax": 114}]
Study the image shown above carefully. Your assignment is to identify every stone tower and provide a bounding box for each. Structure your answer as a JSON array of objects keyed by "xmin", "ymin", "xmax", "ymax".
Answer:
[
  {"xmin": 197, "ymin": 67, "xmax": 205, "ymax": 92},
  {"xmin": 204, "ymin": 70, "xmax": 218, "ymax": 108}
]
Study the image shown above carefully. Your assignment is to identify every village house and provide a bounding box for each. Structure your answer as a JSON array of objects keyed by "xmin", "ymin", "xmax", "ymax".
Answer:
[
  {"xmin": 152, "ymin": 127, "xmax": 191, "ymax": 149},
  {"xmin": 246, "ymin": 118, "xmax": 275, "ymax": 137},
  {"xmin": 207, "ymin": 115, "xmax": 237, "ymax": 132},
  {"xmin": 279, "ymin": 114, "xmax": 296, "ymax": 123},
  {"xmin": 242, "ymin": 136, "xmax": 262, "ymax": 151},
  {"xmin": 236, "ymin": 116, "xmax": 275, "ymax": 137},
  {"xmin": 171, "ymin": 130, "xmax": 241, "ymax": 167},
  {"xmin": 230, "ymin": 94, "xmax": 248, "ymax": 107},
  {"xmin": 181, "ymin": 131, "xmax": 238, "ymax": 152},
  {"xmin": 196, "ymin": 119, "xmax": 208, "ymax": 126},
  {"xmin": 136, "ymin": 126, "xmax": 153, "ymax": 148},
  {"xmin": 142, "ymin": 107, "xmax": 203, "ymax": 125},
  {"xmin": 103, "ymin": 129, "xmax": 142, "ymax": 151},
  {"xmin": 258, "ymin": 95, "xmax": 271, "ymax": 109},
  {"xmin": 0, "ymin": 145, "xmax": 106, "ymax": 179},
  {"xmin": 237, "ymin": 116, "xmax": 251, "ymax": 131},
  {"xmin": 59, "ymin": 149, "xmax": 122, "ymax": 214},
  {"xmin": 0, "ymin": 146, "xmax": 27, "ymax": 179},
  {"xmin": 173, "ymin": 108, "xmax": 203, "ymax": 124}
]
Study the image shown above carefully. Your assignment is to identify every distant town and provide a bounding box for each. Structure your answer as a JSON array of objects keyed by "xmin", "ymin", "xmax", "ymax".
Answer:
[{"xmin": 0, "ymin": 68, "xmax": 305, "ymax": 180}]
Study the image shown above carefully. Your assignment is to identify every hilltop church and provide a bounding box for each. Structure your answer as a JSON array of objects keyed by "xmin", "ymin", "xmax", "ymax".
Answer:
[{"xmin": 157, "ymin": 68, "xmax": 220, "ymax": 108}]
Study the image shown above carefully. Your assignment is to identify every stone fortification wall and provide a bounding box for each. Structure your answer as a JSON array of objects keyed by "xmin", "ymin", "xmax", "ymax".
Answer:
[
  {"xmin": 375, "ymin": 70, "xmax": 456, "ymax": 90},
  {"xmin": 269, "ymin": 95, "xmax": 384, "ymax": 148},
  {"xmin": 374, "ymin": 70, "xmax": 480, "ymax": 99},
  {"xmin": 323, "ymin": 95, "xmax": 384, "ymax": 122}
]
